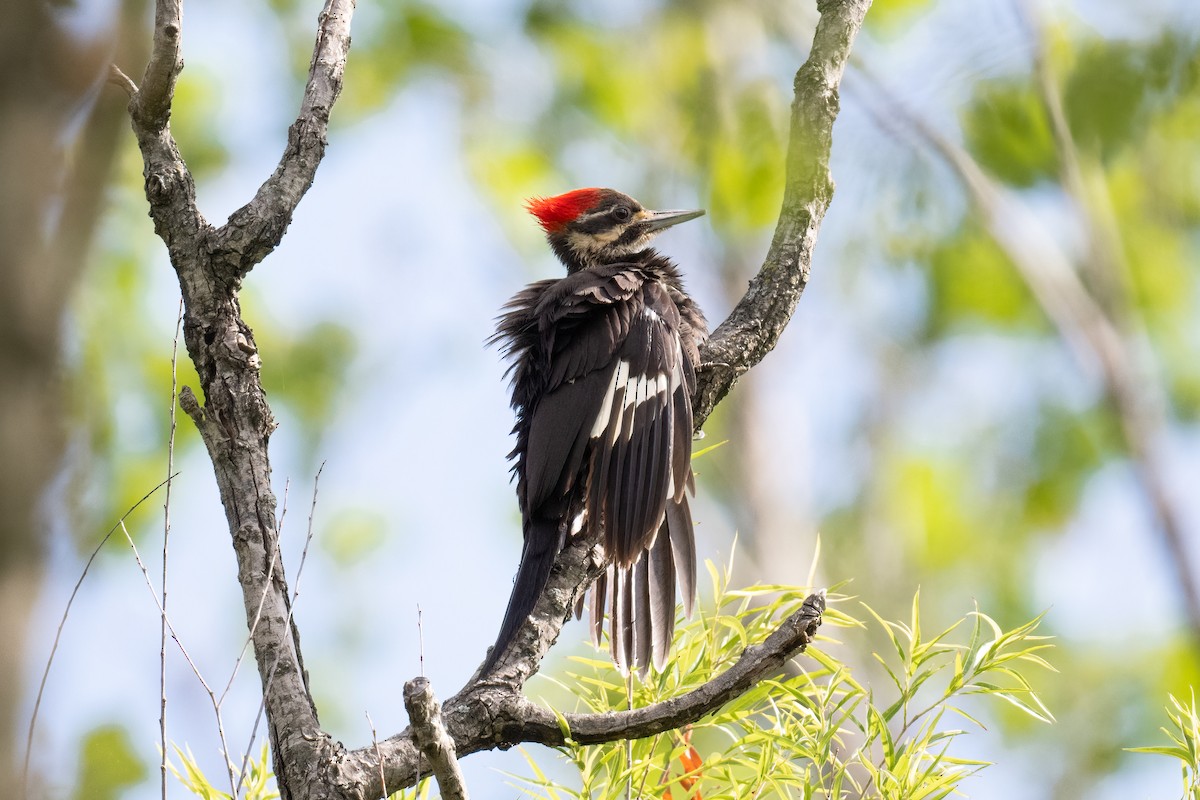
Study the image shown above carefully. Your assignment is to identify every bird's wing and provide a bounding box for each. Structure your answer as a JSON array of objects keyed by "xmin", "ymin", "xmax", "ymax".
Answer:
[
  {"xmin": 581, "ymin": 279, "xmax": 691, "ymax": 565},
  {"xmin": 490, "ymin": 267, "xmax": 698, "ymax": 677},
  {"xmin": 518, "ymin": 271, "xmax": 642, "ymax": 515},
  {"xmin": 481, "ymin": 270, "xmax": 640, "ymax": 675}
]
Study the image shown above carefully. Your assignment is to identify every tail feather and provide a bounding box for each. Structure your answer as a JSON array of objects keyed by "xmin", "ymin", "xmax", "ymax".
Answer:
[
  {"xmin": 632, "ymin": 557, "xmax": 653, "ymax": 678},
  {"xmin": 667, "ymin": 497, "xmax": 696, "ymax": 618},
  {"xmin": 481, "ymin": 518, "xmax": 560, "ymax": 675},
  {"xmin": 589, "ymin": 568, "xmax": 609, "ymax": 647},
  {"xmin": 647, "ymin": 528, "xmax": 677, "ymax": 670}
]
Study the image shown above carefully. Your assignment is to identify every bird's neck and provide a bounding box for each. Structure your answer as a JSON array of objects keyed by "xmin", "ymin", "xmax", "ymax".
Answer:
[{"xmin": 549, "ymin": 235, "xmax": 662, "ymax": 274}]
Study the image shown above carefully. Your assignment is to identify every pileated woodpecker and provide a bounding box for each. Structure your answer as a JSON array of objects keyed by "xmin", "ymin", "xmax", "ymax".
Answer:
[{"xmin": 484, "ymin": 187, "xmax": 707, "ymax": 677}]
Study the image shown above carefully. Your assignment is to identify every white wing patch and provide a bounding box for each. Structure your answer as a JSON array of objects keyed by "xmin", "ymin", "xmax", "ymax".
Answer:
[
  {"xmin": 590, "ymin": 359, "xmax": 627, "ymax": 439},
  {"xmin": 590, "ymin": 358, "xmax": 674, "ymax": 445}
]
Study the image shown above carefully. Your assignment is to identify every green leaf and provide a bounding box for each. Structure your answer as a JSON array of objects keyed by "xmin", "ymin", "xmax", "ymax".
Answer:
[
  {"xmin": 962, "ymin": 78, "xmax": 1058, "ymax": 187},
  {"xmin": 72, "ymin": 725, "xmax": 147, "ymax": 800}
]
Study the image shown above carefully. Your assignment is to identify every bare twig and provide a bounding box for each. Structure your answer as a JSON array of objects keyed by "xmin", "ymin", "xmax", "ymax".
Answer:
[
  {"xmin": 160, "ymin": 297, "xmax": 183, "ymax": 800},
  {"xmin": 118, "ymin": 519, "xmax": 237, "ymax": 795},
  {"xmin": 404, "ymin": 678, "xmax": 470, "ymax": 800},
  {"xmin": 216, "ymin": 0, "xmax": 357, "ymax": 279},
  {"xmin": 366, "ymin": 712, "xmax": 389, "ymax": 800},
  {"xmin": 108, "ymin": 64, "xmax": 138, "ymax": 98},
  {"xmin": 418, "ymin": 604, "xmax": 425, "ymax": 677},
  {"xmin": 22, "ymin": 474, "xmax": 177, "ymax": 798}
]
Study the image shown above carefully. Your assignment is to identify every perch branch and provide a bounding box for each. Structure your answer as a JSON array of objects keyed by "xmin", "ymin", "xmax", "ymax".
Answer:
[
  {"xmin": 456, "ymin": 0, "xmax": 871, "ymax": 707},
  {"xmin": 510, "ymin": 591, "xmax": 826, "ymax": 745},
  {"xmin": 362, "ymin": 592, "xmax": 826, "ymax": 794},
  {"xmin": 693, "ymin": 0, "xmax": 873, "ymax": 427}
]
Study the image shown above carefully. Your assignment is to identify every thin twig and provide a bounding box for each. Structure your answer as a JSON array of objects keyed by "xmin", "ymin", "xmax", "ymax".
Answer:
[
  {"xmin": 634, "ymin": 731, "xmax": 665, "ymax": 800},
  {"xmin": 367, "ymin": 712, "xmax": 389, "ymax": 800},
  {"xmin": 418, "ymin": 604, "xmax": 425, "ymax": 677},
  {"xmin": 160, "ymin": 296, "xmax": 183, "ymax": 800},
  {"xmin": 117, "ymin": 519, "xmax": 236, "ymax": 794},
  {"xmin": 625, "ymin": 673, "xmax": 633, "ymax": 800},
  {"xmin": 108, "ymin": 64, "xmax": 138, "ymax": 98},
  {"xmin": 22, "ymin": 474, "xmax": 177, "ymax": 797}
]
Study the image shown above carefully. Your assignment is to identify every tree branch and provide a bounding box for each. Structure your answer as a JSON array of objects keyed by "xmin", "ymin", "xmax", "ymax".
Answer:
[
  {"xmin": 120, "ymin": 1, "xmax": 358, "ymax": 798},
  {"xmin": 134, "ymin": 0, "xmax": 182, "ymax": 130},
  {"xmin": 507, "ymin": 591, "xmax": 826, "ymax": 746},
  {"xmin": 693, "ymin": 0, "xmax": 872, "ymax": 428},
  {"xmin": 404, "ymin": 678, "xmax": 470, "ymax": 800},
  {"xmin": 215, "ymin": 0, "xmax": 355, "ymax": 280},
  {"xmin": 455, "ymin": 0, "xmax": 871, "ymax": 705},
  {"xmin": 357, "ymin": 591, "xmax": 826, "ymax": 794}
]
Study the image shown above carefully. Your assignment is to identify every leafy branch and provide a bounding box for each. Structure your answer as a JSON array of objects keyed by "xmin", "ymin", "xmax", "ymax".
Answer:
[{"xmin": 511, "ymin": 573, "xmax": 1054, "ymax": 800}]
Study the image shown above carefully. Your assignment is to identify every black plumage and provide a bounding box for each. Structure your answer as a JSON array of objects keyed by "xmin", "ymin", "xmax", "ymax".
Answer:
[{"xmin": 483, "ymin": 188, "xmax": 707, "ymax": 676}]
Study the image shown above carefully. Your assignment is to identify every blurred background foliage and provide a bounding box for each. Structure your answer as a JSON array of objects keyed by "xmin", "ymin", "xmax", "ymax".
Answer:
[{"xmin": 12, "ymin": 0, "xmax": 1200, "ymax": 797}]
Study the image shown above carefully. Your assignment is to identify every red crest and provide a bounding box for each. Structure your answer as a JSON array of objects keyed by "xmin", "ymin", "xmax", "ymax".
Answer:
[{"xmin": 525, "ymin": 188, "xmax": 604, "ymax": 232}]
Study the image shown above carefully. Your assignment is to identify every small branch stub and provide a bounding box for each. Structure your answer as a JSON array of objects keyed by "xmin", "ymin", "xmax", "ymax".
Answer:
[{"xmin": 403, "ymin": 677, "xmax": 470, "ymax": 800}]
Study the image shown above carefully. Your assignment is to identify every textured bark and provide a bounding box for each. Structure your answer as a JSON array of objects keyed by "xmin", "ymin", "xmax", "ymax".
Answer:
[
  {"xmin": 122, "ymin": 1, "xmax": 355, "ymax": 797},
  {"xmin": 403, "ymin": 678, "xmax": 469, "ymax": 800},
  {"xmin": 693, "ymin": 0, "xmax": 870, "ymax": 428},
  {"xmin": 118, "ymin": 0, "xmax": 870, "ymax": 797}
]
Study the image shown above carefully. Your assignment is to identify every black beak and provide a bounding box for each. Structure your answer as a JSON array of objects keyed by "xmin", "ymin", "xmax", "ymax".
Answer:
[{"xmin": 645, "ymin": 208, "xmax": 705, "ymax": 232}]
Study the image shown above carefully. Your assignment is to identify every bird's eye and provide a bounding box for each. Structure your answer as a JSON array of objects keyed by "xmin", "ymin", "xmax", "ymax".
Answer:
[{"xmin": 612, "ymin": 206, "xmax": 632, "ymax": 222}]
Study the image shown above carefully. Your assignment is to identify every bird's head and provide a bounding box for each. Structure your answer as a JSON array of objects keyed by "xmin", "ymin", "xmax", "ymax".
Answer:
[{"xmin": 525, "ymin": 187, "xmax": 704, "ymax": 272}]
